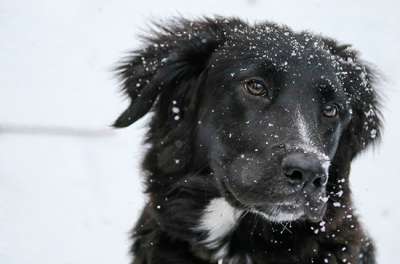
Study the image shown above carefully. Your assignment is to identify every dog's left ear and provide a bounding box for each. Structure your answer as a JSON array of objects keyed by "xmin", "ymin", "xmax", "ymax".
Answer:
[
  {"xmin": 323, "ymin": 38, "xmax": 382, "ymax": 159},
  {"xmin": 113, "ymin": 17, "xmax": 242, "ymax": 127}
]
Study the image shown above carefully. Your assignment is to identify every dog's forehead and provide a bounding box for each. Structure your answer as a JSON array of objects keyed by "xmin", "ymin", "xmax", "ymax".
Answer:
[
  {"xmin": 207, "ymin": 25, "xmax": 357, "ymax": 103},
  {"xmin": 222, "ymin": 25, "xmax": 340, "ymax": 68},
  {"xmin": 218, "ymin": 40, "xmax": 341, "ymax": 87}
]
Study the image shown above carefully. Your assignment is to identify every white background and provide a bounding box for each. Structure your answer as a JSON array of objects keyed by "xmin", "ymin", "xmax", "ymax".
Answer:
[{"xmin": 0, "ymin": 0, "xmax": 399, "ymax": 263}]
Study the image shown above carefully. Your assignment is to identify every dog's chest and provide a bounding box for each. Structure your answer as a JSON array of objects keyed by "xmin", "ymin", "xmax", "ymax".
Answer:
[{"xmin": 195, "ymin": 198, "xmax": 245, "ymax": 261}]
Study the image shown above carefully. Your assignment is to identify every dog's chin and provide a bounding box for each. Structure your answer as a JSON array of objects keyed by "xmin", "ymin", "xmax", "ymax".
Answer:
[
  {"xmin": 223, "ymin": 189, "xmax": 327, "ymax": 223},
  {"xmin": 252, "ymin": 201, "xmax": 327, "ymax": 223},
  {"xmin": 218, "ymin": 178, "xmax": 327, "ymax": 223},
  {"xmin": 252, "ymin": 204, "xmax": 305, "ymax": 223}
]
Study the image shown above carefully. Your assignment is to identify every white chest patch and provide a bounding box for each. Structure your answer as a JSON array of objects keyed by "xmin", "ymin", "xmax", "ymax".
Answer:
[{"xmin": 196, "ymin": 198, "xmax": 243, "ymax": 259}]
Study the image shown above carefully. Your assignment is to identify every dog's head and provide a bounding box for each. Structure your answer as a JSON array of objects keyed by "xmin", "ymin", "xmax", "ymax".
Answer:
[{"xmin": 114, "ymin": 17, "xmax": 381, "ymax": 223}]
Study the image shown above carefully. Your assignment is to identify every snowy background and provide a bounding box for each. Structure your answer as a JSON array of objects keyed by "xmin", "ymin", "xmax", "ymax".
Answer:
[{"xmin": 0, "ymin": 0, "xmax": 399, "ymax": 263}]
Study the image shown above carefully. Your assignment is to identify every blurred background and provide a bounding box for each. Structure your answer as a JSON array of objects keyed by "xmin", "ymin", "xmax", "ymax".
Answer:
[{"xmin": 0, "ymin": 0, "xmax": 399, "ymax": 263}]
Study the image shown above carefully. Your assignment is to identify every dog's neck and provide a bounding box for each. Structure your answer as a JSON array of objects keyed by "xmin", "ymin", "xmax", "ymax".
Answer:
[{"xmin": 192, "ymin": 195, "xmax": 354, "ymax": 263}]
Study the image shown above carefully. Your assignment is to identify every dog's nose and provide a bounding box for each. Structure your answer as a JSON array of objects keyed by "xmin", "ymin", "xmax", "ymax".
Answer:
[{"xmin": 282, "ymin": 152, "xmax": 328, "ymax": 190}]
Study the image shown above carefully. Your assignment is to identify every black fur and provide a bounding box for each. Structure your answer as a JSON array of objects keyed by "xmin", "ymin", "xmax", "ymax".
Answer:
[{"xmin": 114, "ymin": 17, "xmax": 381, "ymax": 264}]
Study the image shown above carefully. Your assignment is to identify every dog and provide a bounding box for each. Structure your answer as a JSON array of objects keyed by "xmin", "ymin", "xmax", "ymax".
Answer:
[{"xmin": 114, "ymin": 17, "xmax": 381, "ymax": 264}]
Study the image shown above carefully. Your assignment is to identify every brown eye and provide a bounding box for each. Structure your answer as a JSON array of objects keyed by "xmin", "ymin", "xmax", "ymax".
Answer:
[
  {"xmin": 242, "ymin": 78, "xmax": 269, "ymax": 97},
  {"xmin": 323, "ymin": 103, "xmax": 339, "ymax": 118}
]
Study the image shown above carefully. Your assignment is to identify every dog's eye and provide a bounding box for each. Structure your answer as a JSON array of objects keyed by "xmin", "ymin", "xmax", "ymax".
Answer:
[
  {"xmin": 322, "ymin": 103, "xmax": 340, "ymax": 118},
  {"xmin": 242, "ymin": 78, "xmax": 269, "ymax": 97}
]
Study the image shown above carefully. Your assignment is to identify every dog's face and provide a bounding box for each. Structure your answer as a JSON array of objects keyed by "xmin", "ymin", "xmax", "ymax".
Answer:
[
  {"xmin": 114, "ymin": 18, "xmax": 381, "ymax": 224},
  {"xmin": 197, "ymin": 42, "xmax": 353, "ymax": 222}
]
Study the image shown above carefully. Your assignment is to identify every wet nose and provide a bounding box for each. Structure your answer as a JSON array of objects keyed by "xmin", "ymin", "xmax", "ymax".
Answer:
[{"xmin": 282, "ymin": 152, "xmax": 328, "ymax": 190}]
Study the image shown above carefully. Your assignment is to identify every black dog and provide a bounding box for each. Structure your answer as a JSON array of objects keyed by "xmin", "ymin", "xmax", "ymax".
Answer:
[{"xmin": 114, "ymin": 17, "xmax": 381, "ymax": 264}]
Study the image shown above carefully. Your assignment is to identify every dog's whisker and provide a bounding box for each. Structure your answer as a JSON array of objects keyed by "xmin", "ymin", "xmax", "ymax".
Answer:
[{"xmin": 279, "ymin": 222, "xmax": 293, "ymax": 234}]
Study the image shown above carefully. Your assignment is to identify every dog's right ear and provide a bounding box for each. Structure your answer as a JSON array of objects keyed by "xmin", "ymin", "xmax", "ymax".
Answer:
[
  {"xmin": 322, "ymin": 37, "xmax": 382, "ymax": 159},
  {"xmin": 113, "ymin": 17, "xmax": 242, "ymax": 128}
]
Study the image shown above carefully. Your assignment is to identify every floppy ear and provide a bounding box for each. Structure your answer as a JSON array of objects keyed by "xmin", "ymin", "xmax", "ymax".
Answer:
[
  {"xmin": 323, "ymin": 39, "xmax": 382, "ymax": 159},
  {"xmin": 113, "ymin": 17, "xmax": 238, "ymax": 127},
  {"xmin": 346, "ymin": 65, "xmax": 382, "ymax": 157}
]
